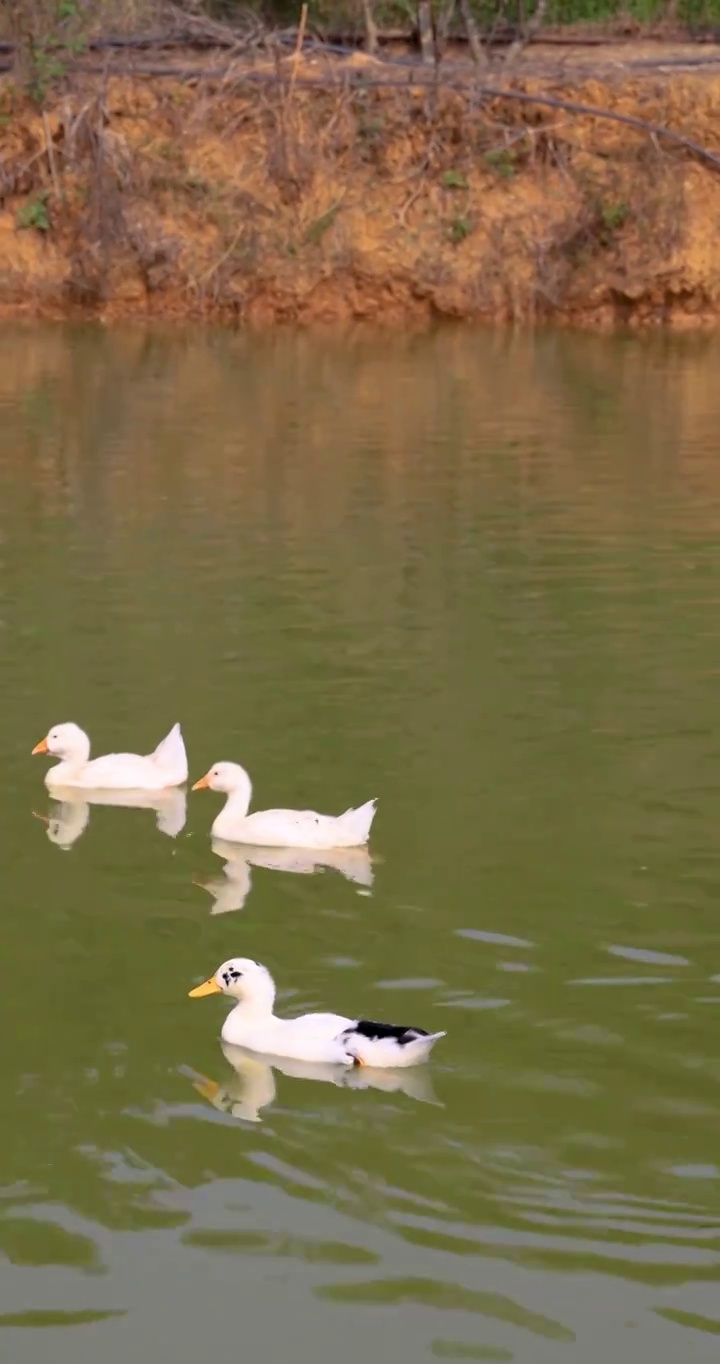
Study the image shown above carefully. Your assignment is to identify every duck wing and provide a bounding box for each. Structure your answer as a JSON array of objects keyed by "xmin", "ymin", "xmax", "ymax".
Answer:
[{"xmin": 340, "ymin": 1019, "xmax": 446, "ymax": 1068}]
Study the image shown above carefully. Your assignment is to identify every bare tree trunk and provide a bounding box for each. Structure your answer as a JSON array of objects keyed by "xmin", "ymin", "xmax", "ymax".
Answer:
[
  {"xmin": 457, "ymin": 0, "xmax": 489, "ymax": 66},
  {"xmin": 435, "ymin": 0, "xmax": 455, "ymax": 54},
  {"xmin": 360, "ymin": 0, "xmax": 378, "ymax": 54},
  {"xmin": 503, "ymin": 0, "xmax": 548, "ymax": 69},
  {"xmin": 417, "ymin": 0, "xmax": 436, "ymax": 64}
]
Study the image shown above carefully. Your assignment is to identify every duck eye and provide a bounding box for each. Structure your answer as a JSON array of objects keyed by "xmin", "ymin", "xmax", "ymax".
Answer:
[{"xmin": 222, "ymin": 967, "xmax": 243, "ymax": 986}]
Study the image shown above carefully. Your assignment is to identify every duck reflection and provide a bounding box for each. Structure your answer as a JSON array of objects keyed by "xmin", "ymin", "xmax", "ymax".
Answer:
[
  {"xmin": 34, "ymin": 786, "xmax": 187, "ymax": 850},
  {"xmin": 195, "ymin": 837, "xmax": 374, "ymax": 914},
  {"xmin": 189, "ymin": 1039, "xmax": 440, "ymax": 1123}
]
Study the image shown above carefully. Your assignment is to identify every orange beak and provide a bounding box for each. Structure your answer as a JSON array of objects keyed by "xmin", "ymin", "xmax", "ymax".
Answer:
[
  {"xmin": 192, "ymin": 773, "xmax": 211, "ymax": 791},
  {"xmin": 188, "ymin": 977, "xmax": 222, "ymax": 998},
  {"xmin": 32, "ymin": 737, "xmax": 49, "ymax": 756}
]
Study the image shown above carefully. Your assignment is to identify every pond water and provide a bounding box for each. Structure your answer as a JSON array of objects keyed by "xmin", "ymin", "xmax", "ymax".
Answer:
[{"xmin": 1, "ymin": 324, "xmax": 720, "ymax": 1362}]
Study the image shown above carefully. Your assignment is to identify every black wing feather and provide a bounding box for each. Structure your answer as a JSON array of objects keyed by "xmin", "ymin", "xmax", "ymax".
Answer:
[{"xmin": 349, "ymin": 1018, "xmax": 429, "ymax": 1045}]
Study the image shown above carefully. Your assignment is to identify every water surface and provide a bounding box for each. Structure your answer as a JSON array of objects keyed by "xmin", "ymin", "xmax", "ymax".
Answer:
[{"xmin": 1, "ymin": 325, "xmax": 720, "ymax": 1362}]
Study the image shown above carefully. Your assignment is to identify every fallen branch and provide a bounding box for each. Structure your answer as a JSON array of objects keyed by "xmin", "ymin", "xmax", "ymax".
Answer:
[
  {"xmin": 3, "ymin": 55, "xmax": 720, "ymax": 179},
  {"xmin": 264, "ymin": 72, "xmax": 720, "ymax": 175},
  {"xmin": 1, "ymin": 23, "xmax": 720, "ymax": 61}
]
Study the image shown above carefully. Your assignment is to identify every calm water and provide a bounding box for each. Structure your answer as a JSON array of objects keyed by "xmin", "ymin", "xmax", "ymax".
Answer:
[{"xmin": 1, "ymin": 324, "xmax": 720, "ymax": 1362}]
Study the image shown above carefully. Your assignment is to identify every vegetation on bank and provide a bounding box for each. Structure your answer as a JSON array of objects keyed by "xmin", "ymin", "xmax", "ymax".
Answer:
[
  {"xmin": 7, "ymin": 0, "xmax": 720, "ymax": 41},
  {"xmin": 2, "ymin": 2, "xmax": 720, "ymax": 326}
]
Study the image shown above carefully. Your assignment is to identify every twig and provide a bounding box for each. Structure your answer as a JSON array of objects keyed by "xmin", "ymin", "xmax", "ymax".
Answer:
[
  {"xmin": 322, "ymin": 69, "xmax": 352, "ymax": 143},
  {"xmin": 398, "ymin": 180, "xmax": 427, "ymax": 227},
  {"xmin": 288, "ymin": 3, "xmax": 308, "ymax": 102},
  {"xmin": 396, "ymin": 143, "xmax": 436, "ymax": 222},
  {"xmin": 482, "ymin": 119, "xmax": 569, "ymax": 158},
  {"xmin": 42, "ymin": 110, "xmax": 63, "ymax": 205},
  {"xmin": 193, "ymin": 223, "xmax": 245, "ymax": 290}
]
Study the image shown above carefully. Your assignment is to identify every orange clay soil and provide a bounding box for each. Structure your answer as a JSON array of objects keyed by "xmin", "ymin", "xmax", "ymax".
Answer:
[{"xmin": 4, "ymin": 44, "xmax": 720, "ymax": 327}]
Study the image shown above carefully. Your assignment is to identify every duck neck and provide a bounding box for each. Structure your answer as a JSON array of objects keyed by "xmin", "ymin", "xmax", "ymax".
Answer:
[
  {"xmin": 55, "ymin": 734, "xmax": 91, "ymax": 776},
  {"xmin": 231, "ymin": 975, "xmax": 276, "ymax": 1025},
  {"xmin": 223, "ymin": 768, "xmax": 253, "ymax": 820}
]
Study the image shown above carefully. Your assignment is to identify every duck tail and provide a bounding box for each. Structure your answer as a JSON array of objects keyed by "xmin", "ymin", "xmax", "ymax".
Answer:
[
  {"xmin": 337, "ymin": 797, "xmax": 377, "ymax": 846},
  {"xmin": 149, "ymin": 722, "xmax": 188, "ymax": 786},
  {"xmin": 402, "ymin": 1031, "xmax": 446, "ymax": 1064}
]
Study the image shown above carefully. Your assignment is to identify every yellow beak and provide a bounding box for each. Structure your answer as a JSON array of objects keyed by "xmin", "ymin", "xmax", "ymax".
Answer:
[
  {"xmin": 192, "ymin": 773, "xmax": 211, "ymax": 791},
  {"xmin": 188, "ymin": 977, "xmax": 222, "ymax": 998},
  {"xmin": 32, "ymin": 737, "xmax": 49, "ymax": 755}
]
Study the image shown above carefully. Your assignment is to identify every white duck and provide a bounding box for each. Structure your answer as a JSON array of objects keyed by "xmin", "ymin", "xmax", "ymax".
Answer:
[
  {"xmin": 32, "ymin": 722, "xmax": 188, "ymax": 792},
  {"xmin": 188, "ymin": 957, "xmax": 445, "ymax": 1068},
  {"xmin": 191, "ymin": 761, "xmax": 376, "ymax": 849},
  {"xmin": 189, "ymin": 1039, "xmax": 440, "ymax": 1123}
]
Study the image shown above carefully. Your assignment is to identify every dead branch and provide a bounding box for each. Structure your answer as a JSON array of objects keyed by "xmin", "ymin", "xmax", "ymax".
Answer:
[
  {"xmin": 398, "ymin": 180, "xmax": 427, "ymax": 226},
  {"xmin": 503, "ymin": 0, "xmax": 549, "ymax": 69},
  {"xmin": 457, "ymin": 0, "xmax": 490, "ymax": 67},
  {"xmin": 163, "ymin": 2, "xmax": 267, "ymax": 51}
]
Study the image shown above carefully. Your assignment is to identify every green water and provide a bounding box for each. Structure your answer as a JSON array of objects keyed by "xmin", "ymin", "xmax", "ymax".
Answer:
[{"xmin": 1, "ymin": 324, "xmax": 720, "ymax": 1362}]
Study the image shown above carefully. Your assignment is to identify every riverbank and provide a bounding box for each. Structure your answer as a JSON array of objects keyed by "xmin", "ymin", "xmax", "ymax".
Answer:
[{"xmin": 3, "ymin": 40, "xmax": 720, "ymax": 328}]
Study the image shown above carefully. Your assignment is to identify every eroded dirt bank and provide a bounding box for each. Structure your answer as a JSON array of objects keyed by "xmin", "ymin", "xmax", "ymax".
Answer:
[{"xmin": 4, "ymin": 45, "xmax": 720, "ymax": 328}]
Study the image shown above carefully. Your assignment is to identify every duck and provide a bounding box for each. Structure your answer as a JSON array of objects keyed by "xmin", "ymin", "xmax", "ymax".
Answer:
[
  {"xmin": 189, "ymin": 1039, "xmax": 440, "ymax": 1123},
  {"xmin": 188, "ymin": 957, "xmax": 445, "ymax": 1067},
  {"xmin": 191, "ymin": 761, "xmax": 376, "ymax": 849},
  {"xmin": 32, "ymin": 722, "xmax": 188, "ymax": 792}
]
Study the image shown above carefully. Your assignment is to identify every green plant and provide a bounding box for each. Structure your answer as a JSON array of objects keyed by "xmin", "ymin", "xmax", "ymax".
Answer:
[
  {"xmin": 358, "ymin": 115, "xmax": 385, "ymax": 141},
  {"xmin": 442, "ymin": 169, "xmax": 469, "ymax": 190},
  {"xmin": 449, "ymin": 215, "xmax": 472, "ymax": 244},
  {"xmin": 13, "ymin": 0, "xmax": 88, "ymax": 106},
  {"xmin": 484, "ymin": 149, "xmax": 515, "ymax": 181},
  {"xmin": 304, "ymin": 201, "xmax": 343, "ymax": 245},
  {"xmin": 600, "ymin": 200, "xmax": 629, "ymax": 231},
  {"xmin": 16, "ymin": 191, "xmax": 51, "ymax": 233}
]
